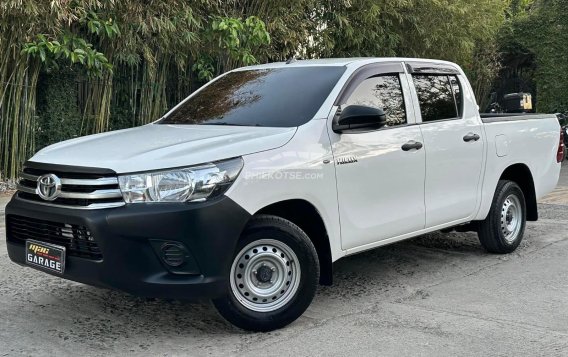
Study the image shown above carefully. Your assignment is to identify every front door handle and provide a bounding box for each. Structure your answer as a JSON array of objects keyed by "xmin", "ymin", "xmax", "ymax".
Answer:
[
  {"xmin": 463, "ymin": 133, "xmax": 480, "ymax": 142},
  {"xmin": 401, "ymin": 140, "xmax": 423, "ymax": 151}
]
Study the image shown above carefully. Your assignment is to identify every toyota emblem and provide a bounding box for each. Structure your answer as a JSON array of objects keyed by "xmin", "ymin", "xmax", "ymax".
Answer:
[{"xmin": 37, "ymin": 174, "xmax": 62, "ymax": 201}]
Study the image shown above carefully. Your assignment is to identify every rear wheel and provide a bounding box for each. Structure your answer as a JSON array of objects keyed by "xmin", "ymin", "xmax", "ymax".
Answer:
[
  {"xmin": 213, "ymin": 215, "xmax": 319, "ymax": 331},
  {"xmin": 477, "ymin": 180, "xmax": 526, "ymax": 254}
]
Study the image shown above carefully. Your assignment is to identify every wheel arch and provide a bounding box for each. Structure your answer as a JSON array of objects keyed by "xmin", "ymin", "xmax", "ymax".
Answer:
[
  {"xmin": 254, "ymin": 199, "xmax": 333, "ymax": 286},
  {"xmin": 499, "ymin": 163, "xmax": 538, "ymax": 221}
]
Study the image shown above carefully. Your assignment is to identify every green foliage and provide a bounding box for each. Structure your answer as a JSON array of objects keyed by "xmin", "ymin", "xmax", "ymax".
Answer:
[
  {"xmin": 192, "ymin": 57, "xmax": 216, "ymax": 81},
  {"xmin": 85, "ymin": 11, "xmax": 120, "ymax": 38},
  {"xmin": 466, "ymin": 42, "xmax": 503, "ymax": 111},
  {"xmin": 507, "ymin": 0, "xmax": 536, "ymax": 17},
  {"xmin": 209, "ymin": 16, "xmax": 271, "ymax": 64},
  {"xmin": 35, "ymin": 69, "xmax": 83, "ymax": 150},
  {"xmin": 511, "ymin": 0, "xmax": 568, "ymax": 113},
  {"xmin": 307, "ymin": 0, "xmax": 507, "ymax": 66},
  {"xmin": 194, "ymin": 16, "xmax": 271, "ymax": 80},
  {"xmin": 22, "ymin": 33, "xmax": 114, "ymax": 77}
]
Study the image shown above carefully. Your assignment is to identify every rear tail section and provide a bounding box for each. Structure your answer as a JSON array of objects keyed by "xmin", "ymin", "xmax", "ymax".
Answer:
[{"xmin": 557, "ymin": 128, "xmax": 565, "ymax": 163}]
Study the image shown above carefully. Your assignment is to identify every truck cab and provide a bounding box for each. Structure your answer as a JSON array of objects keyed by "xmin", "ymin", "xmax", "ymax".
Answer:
[{"xmin": 5, "ymin": 58, "xmax": 563, "ymax": 331}]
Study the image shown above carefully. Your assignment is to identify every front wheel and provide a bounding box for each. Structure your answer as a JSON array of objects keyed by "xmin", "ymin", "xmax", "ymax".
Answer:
[
  {"xmin": 213, "ymin": 215, "xmax": 319, "ymax": 331},
  {"xmin": 477, "ymin": 180, "xmax": 526, "ymax": 254}
]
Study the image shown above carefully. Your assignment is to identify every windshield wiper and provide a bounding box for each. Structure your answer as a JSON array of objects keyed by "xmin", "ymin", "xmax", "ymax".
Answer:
[{"xmin": 203, "ymin": 122, "xmax": 263, "ymax": 127}]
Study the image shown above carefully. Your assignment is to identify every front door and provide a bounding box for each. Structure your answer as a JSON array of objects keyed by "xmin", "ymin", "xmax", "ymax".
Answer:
[{"xmin": 329, "ymin": 64, "xmax": 426, "ymax": 250}]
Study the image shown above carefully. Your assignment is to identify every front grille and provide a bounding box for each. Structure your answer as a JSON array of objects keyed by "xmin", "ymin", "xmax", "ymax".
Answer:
[
  {"xmin": 16, "ymin": 167, "xmax": 124, "ymax": 209},
  {"xmin": 7, "ymin": 215, "xmax": 103, "ymax": 260}
]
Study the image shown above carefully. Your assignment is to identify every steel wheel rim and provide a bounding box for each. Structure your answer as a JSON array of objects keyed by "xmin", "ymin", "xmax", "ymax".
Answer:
[
  {"xmin": 230, "ymin": 239, "xmax": 301, "ymax": 312},
  {"xmin": 501, "ymin": 194, "xmax": 522, "ymax": 243}
]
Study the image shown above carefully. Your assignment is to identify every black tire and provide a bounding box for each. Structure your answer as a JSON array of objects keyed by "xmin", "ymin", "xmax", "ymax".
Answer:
[
  {"xmin": 213, "ymin": 214, "xmax": 320, "ymax": 332},
  {"xmin": 477, "ymin": 180, "xmax": 527, "ymax": 254}
]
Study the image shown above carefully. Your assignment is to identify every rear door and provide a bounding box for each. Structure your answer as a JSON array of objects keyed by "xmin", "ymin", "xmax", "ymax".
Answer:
[
  {"xmin": 329, "ymin": 63, "xmax": 426, "ymax": 250},
  {"xmin": 406, "ymin": 62, "xmax": 484, "ymax": 227}
]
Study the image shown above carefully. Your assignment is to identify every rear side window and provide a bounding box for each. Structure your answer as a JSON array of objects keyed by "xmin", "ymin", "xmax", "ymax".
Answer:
[
  {"xmin": 344, "ymin": 75, "xmax": 407, "ymax": 127},
  {"xmin": 413, "ymin": 75, "xmax": 462, "ymax": 122},
  {"xmin": 159, "ymin": 67, "xmax": 346, "ymax": 127}
]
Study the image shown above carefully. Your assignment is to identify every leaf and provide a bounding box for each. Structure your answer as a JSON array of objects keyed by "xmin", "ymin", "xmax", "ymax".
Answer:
[
  {"xmin": 105, "ymin": 24, "xmax": 113, "ymax": 38},
  {"xmin": 39, "ymin": 48, "xmax": 46, "ymax": 62},
  {"xmin": 88, "ymin": 21, "xmax": 96, "ymax": 34},
  {"xmin": 112, "ymin": 23, "xmax": 121, "ymax": 36}
]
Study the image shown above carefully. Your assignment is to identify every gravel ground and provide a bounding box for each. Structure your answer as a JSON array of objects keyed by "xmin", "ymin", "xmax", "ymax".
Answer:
[
  {"xmin": 1, "ymin": 162, "xmax": 567, "ymax": 356},
  {"xmin": 0, "ymin": 182, "xmax": 15, "ymax": 194}
]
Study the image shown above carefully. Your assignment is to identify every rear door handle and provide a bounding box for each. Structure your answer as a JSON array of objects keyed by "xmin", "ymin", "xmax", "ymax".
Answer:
[
  {"xmin": 463, "ymin": 133, "xmax": 480, "ymax": 142},
  {"xmin": 401, "ymin": 140, "xmax": 423, "ymax": 151}
]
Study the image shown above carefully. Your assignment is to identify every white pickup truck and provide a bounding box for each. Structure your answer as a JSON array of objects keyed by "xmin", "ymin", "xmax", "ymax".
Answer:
[{"xmin": 6, "ymin": 58, "xmax": 563, "ymax": 331}]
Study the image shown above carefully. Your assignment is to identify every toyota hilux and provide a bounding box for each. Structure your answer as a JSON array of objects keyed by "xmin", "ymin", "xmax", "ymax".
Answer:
[{"xmin": 5, "ymin": 58, "xmax": 563, "ymax": 331}]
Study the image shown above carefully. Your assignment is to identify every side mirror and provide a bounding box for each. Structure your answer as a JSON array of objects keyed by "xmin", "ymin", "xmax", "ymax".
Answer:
[{"xmin": 332, "ymin": 105, "xmax": 387, "ymax": 133}]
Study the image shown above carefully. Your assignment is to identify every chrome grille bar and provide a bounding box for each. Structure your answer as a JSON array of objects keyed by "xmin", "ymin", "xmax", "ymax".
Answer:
[
  {"xmin": 58, "ymin": 189, "xmax": 122, "ymax": 200},
  {"xmin": 17, "ymin": 168, "xmax": 124, "ymax": 209},
  {"xmin": 20, "ymin": 172, "xmax": 39, "ymax": 181},
  {"xmin": 21, "ymin": 173, "xmax": 119, "ymax": 186},
  {"xmin": 16, "ymin": 183, "xmax": 36, "ymax": 194},
  {"xmin": 14, "ymin": 198, "xmax": 125, "ymax": 210}
]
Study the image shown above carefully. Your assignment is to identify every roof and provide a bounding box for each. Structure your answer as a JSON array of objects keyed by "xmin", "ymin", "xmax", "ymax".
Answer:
[
  {"xmin": 235, "ymin": 57, "xmax": 461, "ymax": 71},
  {"xmin": 236, "ymin": 58, "xmax": 368, "ymax": 70}
]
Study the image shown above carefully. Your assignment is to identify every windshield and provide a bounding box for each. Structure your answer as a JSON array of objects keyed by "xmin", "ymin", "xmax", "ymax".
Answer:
[{"xmin": 158, "ymin": 66, "xmax": 345, "ymax": 127}]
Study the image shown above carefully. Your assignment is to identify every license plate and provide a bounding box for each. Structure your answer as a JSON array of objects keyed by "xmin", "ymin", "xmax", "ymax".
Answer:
[{"xmin": 25, "ymin": 240, "xmax": 66, "ymax": 274}]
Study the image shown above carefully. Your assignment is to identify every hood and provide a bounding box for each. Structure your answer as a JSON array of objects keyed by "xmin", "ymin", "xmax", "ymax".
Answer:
[{"xmin": 31, "ymin": 124, "xmax": 297, "ymax": 173}]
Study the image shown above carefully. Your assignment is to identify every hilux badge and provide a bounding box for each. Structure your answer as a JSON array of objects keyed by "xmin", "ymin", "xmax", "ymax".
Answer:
[
  {"xmin": 336, "ymin": 156, "xmax": 358, "ymax": 165},
  {"xmin": 37, "ymin": 174, "xmax": 62, "ymax": 201}
]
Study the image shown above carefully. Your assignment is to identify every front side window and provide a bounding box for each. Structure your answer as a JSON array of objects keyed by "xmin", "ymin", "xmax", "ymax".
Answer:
[
  {"xmin": 344, "ymin": 75, "xmax": 407, "ymax": 127},
  {"xmin": 159, "ymin": 67, "xmax": 346, "ymax": 127},
  {"xmin": 413, "ymin": 75, "xmax": 462, "ymax": 122}
]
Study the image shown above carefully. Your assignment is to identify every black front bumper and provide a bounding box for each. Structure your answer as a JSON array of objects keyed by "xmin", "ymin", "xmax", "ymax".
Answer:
[{"xmin": 5, "ymin": 194, "xmax": 251, "ymax": 300}]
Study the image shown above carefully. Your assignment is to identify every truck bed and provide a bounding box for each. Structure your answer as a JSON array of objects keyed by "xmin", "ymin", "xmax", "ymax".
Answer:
[{"xmin": 474, "ymin": 112, "xmax": 561, "ymax": 223}]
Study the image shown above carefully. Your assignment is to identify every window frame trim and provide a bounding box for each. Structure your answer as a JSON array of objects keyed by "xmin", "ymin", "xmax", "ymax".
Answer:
[
  {"xmin": 333, "ymin": 122, "xmax": 419, "ymax": 135},
  {"xmin": 405, "ymin": 61, "xmax": 461, "ymax": 75},
  {"xmin": 333, "ymin": 62, "xmax": 405, "ymax": 106},
  {"xmin": 332, "ymin": 62, "xmax": 414, "ymax": 133},
  {"xmin": 449, "ymin": 74, "xmax": 464, "ymax": 119}
]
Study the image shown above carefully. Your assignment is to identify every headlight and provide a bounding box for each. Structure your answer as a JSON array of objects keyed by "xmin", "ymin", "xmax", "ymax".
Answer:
[{"xmin": 118, "ymin": 157, "xmax": 243, "ymax": 203}]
